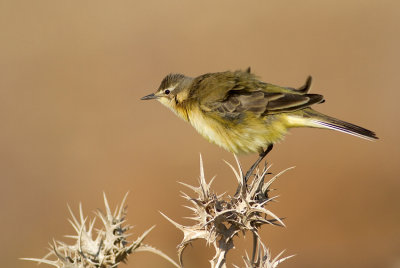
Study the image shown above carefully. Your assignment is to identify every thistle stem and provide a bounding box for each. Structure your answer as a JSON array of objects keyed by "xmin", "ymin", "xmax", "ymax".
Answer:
[{"xmin": 251, "ymin": 232, "xmax": 258, "ymax": 264}]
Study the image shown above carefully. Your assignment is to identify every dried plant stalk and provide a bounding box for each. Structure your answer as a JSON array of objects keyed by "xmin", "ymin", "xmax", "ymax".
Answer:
[
  {"xmin": 237, "ymin": 239, "xmax": 294, "ymax": 268},
  {"xmin": 162, "ymin": 155, "xmax": 294, "ymax": 268},
  {"xmin": 22, "ymin": 193, "xmax": 179, "ymax": 268}
]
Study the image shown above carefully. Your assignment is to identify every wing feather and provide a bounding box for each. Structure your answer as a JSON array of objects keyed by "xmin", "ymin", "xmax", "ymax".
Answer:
[{"xmin": 193, "ymin": 70, "xmax": 323, "ymax": 119}]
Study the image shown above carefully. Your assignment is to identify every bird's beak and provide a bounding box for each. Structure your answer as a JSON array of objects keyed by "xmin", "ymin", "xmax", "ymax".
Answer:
[{"xmin": 141, "ymin": 93, "xmax": 158, "ymax": 100}]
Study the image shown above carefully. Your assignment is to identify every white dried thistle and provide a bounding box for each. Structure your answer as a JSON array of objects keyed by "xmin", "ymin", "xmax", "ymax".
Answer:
[
  {"xmin": 237, "ymin": 240, "xmax": 295, "ymax": 268},
  {"xmin": 22, "ymin": 193, "xmax": 179, "ymax": 268},
  {"xmin": 161, "ymin": 155, "xmax": 294, "ymax": 268}
]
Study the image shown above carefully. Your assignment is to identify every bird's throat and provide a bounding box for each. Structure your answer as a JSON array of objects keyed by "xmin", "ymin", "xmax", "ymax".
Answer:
[{"xmin": 172, "ymin": 102, "xmax": 191, "ymax": 122}]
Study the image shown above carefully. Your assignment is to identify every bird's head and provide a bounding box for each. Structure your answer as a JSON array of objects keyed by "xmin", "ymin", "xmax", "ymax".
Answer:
[{"xmin": 141, "ymin": 73, "xmax": 193, "ymax": 111}]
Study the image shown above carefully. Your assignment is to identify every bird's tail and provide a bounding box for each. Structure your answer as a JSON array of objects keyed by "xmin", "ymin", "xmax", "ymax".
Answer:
[{"xmin": 290, "ymin": 109, "xmax": 378, "ymax": 141}]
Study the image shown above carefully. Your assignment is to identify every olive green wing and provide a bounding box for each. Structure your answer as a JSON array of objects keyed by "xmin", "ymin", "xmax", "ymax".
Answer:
[
  {"xmin": 205, "ymin": 91, "xmax": 324, "ymax": 120},
  {"xmin": 195, "ymin": 72, "xmax": 323, "ymax": 119}
]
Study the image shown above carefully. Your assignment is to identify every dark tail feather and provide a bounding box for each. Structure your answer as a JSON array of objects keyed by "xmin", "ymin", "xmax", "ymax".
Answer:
[{"xmin": 304, "ymin": 110, "xmax": 378, "ymax": 141}]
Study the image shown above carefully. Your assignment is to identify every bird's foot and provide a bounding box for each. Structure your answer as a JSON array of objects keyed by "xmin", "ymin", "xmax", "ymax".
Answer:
[{"xmin": 235, "ymin": 144, "xmax": 273, "ymax": 196}]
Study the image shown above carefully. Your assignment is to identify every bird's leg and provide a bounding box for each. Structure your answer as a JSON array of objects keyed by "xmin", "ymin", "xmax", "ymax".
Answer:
[
  {"xmin": 234, "ymin": 144, "xmax": 273, "ymax": 197},
  {"xmin": 244, "ymin": 144, "xmax": 273, "ymax": 183}
]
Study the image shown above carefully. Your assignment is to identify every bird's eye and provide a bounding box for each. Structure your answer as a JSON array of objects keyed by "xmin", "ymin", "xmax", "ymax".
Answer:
[{"xmin": 164, "ymin": 89, "xmax": 170, "ymax": 95}]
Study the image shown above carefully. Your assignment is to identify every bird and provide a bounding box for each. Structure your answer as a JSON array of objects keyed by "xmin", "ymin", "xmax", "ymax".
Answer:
[{"xmin": 141, "ymin": 68, "xmax": 378, "ymax": 180}]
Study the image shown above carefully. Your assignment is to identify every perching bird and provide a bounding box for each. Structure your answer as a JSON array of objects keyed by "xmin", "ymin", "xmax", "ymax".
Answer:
[{"xmin": 141, "ymin": 68, "xmax": 377, "ymax": 177}]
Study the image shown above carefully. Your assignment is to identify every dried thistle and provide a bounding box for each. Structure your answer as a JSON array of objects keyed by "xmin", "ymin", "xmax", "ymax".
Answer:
[
  {"xmin": 161, "ymin": 155, "xmax": 293, "ymax": 268},
  {"xmin": 22, "ymin": 193, "xmax": 179, "ymax": 268},
  {"xmin": 237, "ymin": 240, "xmax": 294, "ymax": 268}
]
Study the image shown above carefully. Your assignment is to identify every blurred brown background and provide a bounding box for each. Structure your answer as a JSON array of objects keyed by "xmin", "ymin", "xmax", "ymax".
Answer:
[{"xmin": 1, "ymin": 0, "xmax": 399, "ymax": 267}]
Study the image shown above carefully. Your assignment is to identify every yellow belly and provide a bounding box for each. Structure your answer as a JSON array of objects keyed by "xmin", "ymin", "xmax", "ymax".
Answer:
[{"xmin": 187, "ymin": 107, "xmax": 289, "ymax": 154}]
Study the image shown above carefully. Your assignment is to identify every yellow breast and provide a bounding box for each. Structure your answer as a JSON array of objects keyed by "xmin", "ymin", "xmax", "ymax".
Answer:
[{"xmin": 185, "ymin": 106, "xmax": 289, "ymax": 154}]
